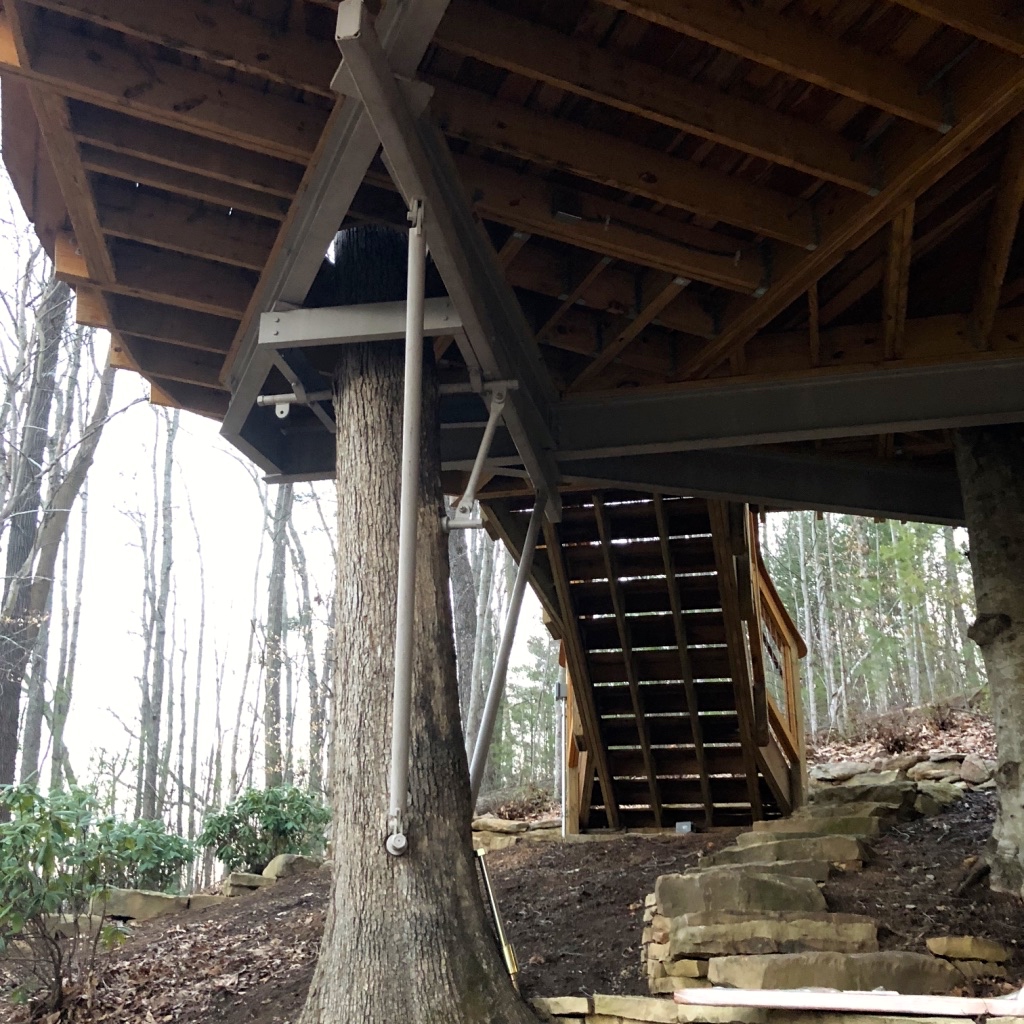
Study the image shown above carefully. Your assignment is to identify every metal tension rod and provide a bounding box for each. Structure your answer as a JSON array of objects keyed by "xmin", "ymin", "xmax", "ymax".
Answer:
[
  {"xmin": 386, "ymin": 197, "xmax": 426, "ymax": 858},
  {"xmin": 468, "ymin": 494, "xmax": 545, "ymax": 806}
]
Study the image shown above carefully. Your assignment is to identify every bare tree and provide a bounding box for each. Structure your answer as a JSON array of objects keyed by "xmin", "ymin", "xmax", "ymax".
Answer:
[{"xmin": 263, "ymin": 482, "xmax": 293, "ymax": 788}]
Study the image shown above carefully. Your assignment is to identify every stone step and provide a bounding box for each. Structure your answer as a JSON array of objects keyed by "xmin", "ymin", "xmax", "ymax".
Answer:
[
  {"xmin": 707, "ymin": 950, "xmax": 959, "ymax": 994},
  {"xmin": 655, "ymin": 869, "xmax": 826, "ymax": 918},
  {"xmin": 808, "ymin": 780, "xmax": 917, "ymax": 816},
  {"xmin": 669, "ymin": 911, "xmax": 878, "ymax": 957},
  {"xmin": 701, "ymin": 834, "xmax": 868, "ymax": 869},
  {"xmin": 683, "ymin": 860, "xmax": 831, "ymax": 882},
  {"xmin": 791, "ymin": 799, "xmax": 905, "ymax": 820},
  {"xmin": 743, "ymin": 815, "xmax": 881, "ymax": 840}
]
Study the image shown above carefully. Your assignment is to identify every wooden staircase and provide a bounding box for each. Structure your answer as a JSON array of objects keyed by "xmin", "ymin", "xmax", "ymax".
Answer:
[{"xmin": 484, "ymin": 490, "xmax": 807, "ymax": 832}]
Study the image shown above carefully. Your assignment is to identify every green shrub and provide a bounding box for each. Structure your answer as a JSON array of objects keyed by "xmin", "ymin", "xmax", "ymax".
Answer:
[
  {"xmin": 197, "ymin": 787, "xmax": 330, "ymax": 873},
  {"xmin": 0, "ymin": 786, "xmax": 139, "ymax": 1013},
  {"xmin": 96, "ymin": 817, "xmax": 194, "ymax": 893}
]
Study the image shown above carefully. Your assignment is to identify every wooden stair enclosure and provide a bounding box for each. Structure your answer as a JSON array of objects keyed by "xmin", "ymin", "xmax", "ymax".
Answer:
[{"xmin": 486, "ymin": 491, "xmax": 806, "ymax": 833}]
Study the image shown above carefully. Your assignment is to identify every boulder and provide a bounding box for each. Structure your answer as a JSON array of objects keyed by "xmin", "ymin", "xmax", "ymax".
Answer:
[
  {"xmin": 707, "ymin": 950, "xmax": 959, "ymax": 994},
  {"xmin": 914, "ymin": 780, "xmax": 964, "ymax": 817},
  {"xmin": 745, "ymin": 815, "xmax": 881, "ymax": 839},
  {"xmin": 929, "ymin": 749, "xmax": 966, "ymax": 762},
  {"xmin": 91, "ymin": 887, "xmax": 188, "ymax": 921},
  {"xmin": 592, "ymin": 995, "xmax": 678, "ymax": 1022},
  {"xmin": 840, "ymin": 769, "xmax": 905, "ymax": 787},
  {"xmin": 959, "ymin": 755, "xmax": 994, "ymax": 785},
  {"xmin": 926, "ymin": 935, "xmax": 1010, "ymax": 962},
  {"xmin": 809, "ymin": 780, "xmax": 916, "ymax": 817},
  {"xmin": 810, "ymin": 761, "xmax": 872, "ymax": 783},
  {"xmin": 655, "ymin": 869, "xmax": 826, "ymax": 918},
  {"xmin": 471, "ymin": 815, "xmax": 529, "ymax": 834},
  {"xmin": 686, "ymin": 860, "xmax": 832, "ymax": 883},
  {"xmin": 223, "ymin": 872, "xmax": 276, "ymax": 897},
  {"xmin": 909, "ymin": 760, "xmax": 961, "ymax": 783},
  {"xmin": 669, "ymin": 911, "xmax": 878, "ymax": 957},
  {"xmin": 472, "ymin": 832, "xmax": 518, "ymax": 852},
  {"xmin": 262, "ymin": 854, "xmax": 321, "ymax": 880},
  {"xmin": 531, "ymin": 996, "xmax": 590, "ymax": 1018},
  {"xmin": 701, "ymin": 834, "xmax": 866, "ymax": 869}
]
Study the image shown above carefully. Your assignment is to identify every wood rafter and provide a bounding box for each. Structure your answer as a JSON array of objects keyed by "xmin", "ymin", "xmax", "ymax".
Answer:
[
  {"xmin": 536, "ymin": 255, "xmax": 613, "ymax": 342},
  {"xmin": 676, "ymin": 54, "xmax": 1024, "ymax": 380},
  {"xmin": 111, "ymin": 335, "xmax": 225, "ymax": 389},
  {"xmin": 972, "ymin": 120, "xmax": 1024, "ymax": 348},
  {"xmin": 568, "ymin": 274, "xmax": 689, "ymax": 390},
  {"xmin": 430, "ymin": 81, "xmax": 817, "ymax": 248},
  {"xmin": 109, "ymin": 297, "xmax": 238, "ymax": 354},
  {"xmin": 882, "ymin": 203, "xmax": 915, "ymax": 360},
  {"xmin": 0, "ymin": 9, "xmax": 328, "ymax": 161},
  {"xmin": 93, "ymin": 176, "xmax": 277, "ymax": 272},
  {"xmin": 592, "ymin": 494, "xmax": 662, "ymax": 828},
  {"xmin": 887, "ymin": 0, "xmax": 1024, "ymax": 57},
  {"xmin": 808, "ymin": 284, "xmax": 821, "ymax": 368},
  {"xmin": 599, "ymin": 0, "xmax": 951, "ymax": 131},
  {"xmin": 436, "ymin": 0, "xmax": 877, "ymax": 193},
  {"xmin": 27, "ymin": 0, "xmax": 339, "ymax": 95},
  {"xmin": 652, "ymin": 494, "xmax": 713, "ymax": 828},
  {"xmin": 543, "ymin": 519, "xmax": 620, "ymax": 830}
]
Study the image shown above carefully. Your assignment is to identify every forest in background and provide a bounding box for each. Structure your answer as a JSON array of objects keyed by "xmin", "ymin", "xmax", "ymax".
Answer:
[{"xmin": 0, "ymin": 181, "xmax": 985, "ymax": 886}]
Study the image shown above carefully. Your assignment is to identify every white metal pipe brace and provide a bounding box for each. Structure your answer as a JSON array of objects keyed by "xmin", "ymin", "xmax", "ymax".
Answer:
[
  {"xmin": 385, "ymin": 197, "xmax": 427, "ymax": 858},
  {"xmin": 468, "ymin": 495, "xmax": 545, "ymax": 806},
  {"xmin": 455, "ymin": 387, "xmax": 506, "ymax": 516}
]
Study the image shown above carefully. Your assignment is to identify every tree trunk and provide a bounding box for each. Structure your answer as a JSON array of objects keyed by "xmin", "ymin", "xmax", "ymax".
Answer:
[
  {"xmin": 448, "ymin": 503, "xmax": 477, "ymax": 717},
  {"xmin": 954, "ymin": 424, "xmax": 1024, "ymax": 895},
  {"xmin": 299, "ymin": 338, "xmax": 533, "ymax": 1024},
  {"xmin": 264, "ymin": 482, "xmax": 293, "ymax": 788}
]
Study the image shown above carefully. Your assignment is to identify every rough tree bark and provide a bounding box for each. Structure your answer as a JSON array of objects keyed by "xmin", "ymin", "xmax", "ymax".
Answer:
[
  {"xmin": 448, "ymin": 500, "xmax": 477, "ymax": 717},
  {"xmin": 298, "ymin": 338, "xmax": 535, "ymax": 1024},
  {"xmin": 954, "ymin": 424, "xmax": 1024, "ymax": 895}
]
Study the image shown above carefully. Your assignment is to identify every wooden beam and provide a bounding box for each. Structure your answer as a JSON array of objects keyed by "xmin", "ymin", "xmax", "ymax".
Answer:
[
  {"xmin": 108, "ymin": 296, "xmax": 238, "ymax": 354},
  {"xmin": 509, "ymin": 246, "xmax": 716, "ymax": 338},
  {"xmin": 79, "ymin": 145, "xmax": 292, "ymax": 222},
  {"xmin": 887, "ymin": 0, "xmax": 1024, "ymax": 57},
  {"xmin": 70, "ymin": 102, "xmax": 303, "ymax": 199},
  {"xmin": 807, "ymin": 284, "xmax": 820, "ymax": 368},
  {"xmin": 568, "ymin": 274, "xmax": 689, "ymax": 390},
  {"xmin": 675, "ymin": 51, "xmax": 1024, "ymax": 379},
  {"xmin": 59, "ymin": 238, "xmax": 257, "ymax": 320},
  {"xmin": 496, "ymin": 230, "xmax": 530, "ymax": 268},
  {"xmin": 652, "ymin": 494, "xmax": 714, "ymax": 828},
  {"xmin": 113, "ymin": 335, "xmax": 226, "ymax": 389},
  {"xmin": 536, "ymin": 255, "xmax": 612, "ymax": 341},
  {"xmin": 92, "ymin": 176, "xmax": 277, "ymax": 272},
  {"xmin": 973, "ymin": 120, "xmax": 1024, "ymax": 347},
  {"xmin": 592, "ymin": 494, "xmax": 663, "ymax": 828},
  {"xmin": 147, "ymin": 377, "xmax": 231, "ymax": 419},
  {"xmin": 430, "ymin": 82, "xmax": 817, "ymax": 249},
  {"xmin": 600, "ymin": 0, "xmax": 950, "ymax": 131},
  {"xmin": 452, "ymin": 158, "xmax": 766, "ymax": 294},
  {"xmin": 882, "ymin": 203, "xmax": 915, "ymax": 360},
  {"xmin": 543, "ymin": 519, "xmax": 621, "ymax": 830},
  {"xmin": 0, "ymin": 9, "xmax": 327, "ymax": 161},
  {"xmin": 74, "ymin": 286, "xmax": 109, "ymax": 330},
  {"xmin": 706, "ymin": 500, "xmax": 762, "ymax": 820},
  {"xmin": 436, "ymin": 0, "xmax": 877, "ymax": 194},
  {"xmin": 28, "ymin": 0, "xmax": 339, "ymax": 95}
]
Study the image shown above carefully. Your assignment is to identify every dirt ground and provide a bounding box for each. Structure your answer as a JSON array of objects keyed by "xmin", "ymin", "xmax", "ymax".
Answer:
[{"xmin": 3, "ymin": 795, "xmax": 1021, "ymax": 1022}]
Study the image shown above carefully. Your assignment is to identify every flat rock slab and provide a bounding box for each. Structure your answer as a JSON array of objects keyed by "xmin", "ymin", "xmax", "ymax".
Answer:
[
  {"xmin": 702, "ymin": 835, "xmax": 866, "ymax": 868},
  {"xmin": 708, "ymin": 951, "xmax": 960, "ymax": 994},
  {"xmin": 670, "ymin": 911, "xmax": 878, "ymax": 957},
  {"xmin": 810, "ymin": 761, "xmax": 873, "ymax": 782},
  {"xmin": 747, "ymin": 815, "xmax": 881, "ymax": 839},
  {"xmin": 656, "ymin": 870, "xmax": 825, "ymax": 919},
  {"xmin": 684, "ymin": 860, "xmax": 831, "ymax": 883},
  {"xmin": 223, "ymin": 872, "xmax": 276, "ymax": 897},
  {"xmin": 927, "ymin": 935, "xmax": 1010, "ymax": 962},
  {"xmin": 91, "ymin": 888, "xmax": 189, "ymax": 921},
  {"xmin": 263, "ymin": 854, "xmax": 321, "ymax": 880},
  {"xmin": 471, "ymin": 815, "xmax": 529, "ymax": 834}
]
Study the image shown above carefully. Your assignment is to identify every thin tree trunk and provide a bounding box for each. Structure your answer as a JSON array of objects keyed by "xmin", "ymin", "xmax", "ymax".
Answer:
[
  {"xmin": 264, "ymin": 482, "xmax": 294, "ymax": 788},
  {"xmin": 463, "ymin": 539, "xmax": 495, "ymax": 755},
  {"xmin": 298, "ymin": 336, "xmax": 534, "ymax": 1024},
  {"xmin": 447, "ymin": 502, "xmax": 477, "ymax": 718},
  {"xmin": 143, "ymin": 410, "xmax": 179, "ymax": 819},
  {"xmin": 954, "ymin": 425, "xmax": 1024, "ymax": 895}
]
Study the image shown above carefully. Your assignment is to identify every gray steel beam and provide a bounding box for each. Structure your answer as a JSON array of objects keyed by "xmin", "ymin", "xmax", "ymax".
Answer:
[
  {"xmin": 558, "ymin": 449, "xmax": 965, "ymax": 525},
  {"xmin": 558, "ymin": 359, "xmax": 1024, "ymax": 459},
  {"xmin": 334, "ymin": 1, "xmax": 562, "ymax": 518},
  {"xmin": 220, "ymin": 0, "xmax": 452, "ymax": 465}
]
